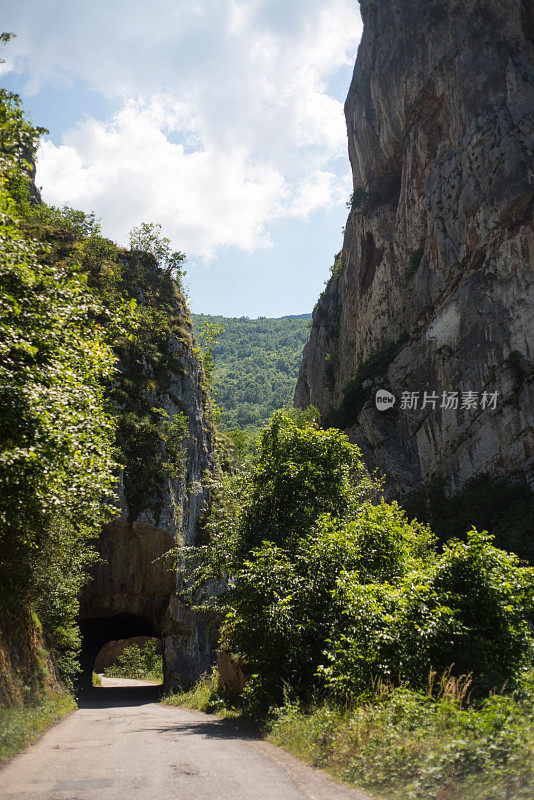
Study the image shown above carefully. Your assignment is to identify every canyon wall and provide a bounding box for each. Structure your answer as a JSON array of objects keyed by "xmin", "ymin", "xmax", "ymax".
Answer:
[{"xmin": 295, "ymin": 0, "xmax": 534, "ymax": 497}]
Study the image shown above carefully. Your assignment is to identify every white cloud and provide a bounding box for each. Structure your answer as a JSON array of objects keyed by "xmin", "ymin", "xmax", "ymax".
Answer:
[
  {"xmin": 289, "ymin": 170, "xmax": 350, "ymax": 219},
  {"xmin": 37, "ymin": 98, "xmax": 288, "ymax": 256},
  {"xmin": 4, "ymin": 0, "xmax": 362, "ymax": 256}
]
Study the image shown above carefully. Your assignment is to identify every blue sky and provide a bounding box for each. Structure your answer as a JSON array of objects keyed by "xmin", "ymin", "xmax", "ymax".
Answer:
[{"xmin": 1, "ymin": 0, "xmax": 362, "ymax": 318}]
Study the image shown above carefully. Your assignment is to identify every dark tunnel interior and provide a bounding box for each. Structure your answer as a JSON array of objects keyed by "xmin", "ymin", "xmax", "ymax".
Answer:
[{"xmin": 78, "ymin": 613, "xmax": 160, "ymax": 690}]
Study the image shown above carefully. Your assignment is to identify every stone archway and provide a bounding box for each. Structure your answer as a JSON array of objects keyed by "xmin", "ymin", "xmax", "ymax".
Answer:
[
  {"xmin": 78, "ymin": 519, "xmax": 217, "ymax": 690},
  {"xmin": 79, "ymin": 614, "xmax": 159, "ymax": 683}
]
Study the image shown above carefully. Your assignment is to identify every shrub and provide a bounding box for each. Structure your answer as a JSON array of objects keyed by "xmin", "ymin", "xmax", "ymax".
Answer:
[
  {"xmin": 323, "ymin": 531, "xmax": 534, "ymax": 700},
  {"xmin": 404, "ymin": 238, "xmax": 425, "ymax": 283},
  {"xmin": 329, "ymin": 252, "xmax": 343, "ymax": 278},
  {"xmin": 220, "ymin": 503, "xmax": 435, "ymax": 707},
  {"xmin": 325, "ymin": 333, "xmax": 408, "ymax": 429},
  {"xmin": 163, "ymin": 670, "xmax": 239, "ymax": 715},
  {"xmin": 268, "ymin": 674, "xmax": 534, "ymax": 800},
  {"xmin": 104, "ymin": 639, "xmax": 163, "ymax": 681},
  {"xmin": 323, "ymin": 351, "xmax": 339, "ymax": 389},
  {"xmin": 346, "ymin": 188, "xmax": 378, "ymax": 212}
]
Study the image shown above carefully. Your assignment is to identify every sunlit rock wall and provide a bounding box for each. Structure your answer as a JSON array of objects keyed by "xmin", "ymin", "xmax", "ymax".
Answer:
[{"xmin": 295, "ymin": 0, "xmax": 534, "ymax": 496}]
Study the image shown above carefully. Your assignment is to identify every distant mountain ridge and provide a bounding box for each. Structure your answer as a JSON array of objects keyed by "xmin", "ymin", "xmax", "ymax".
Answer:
[
  {"xmin": 192, "ymin": 313, "xmax": 311, "ymax": 430},
  {"xmin": 194, "ymin": 312, "xmax": 311, "ymax": 321}
]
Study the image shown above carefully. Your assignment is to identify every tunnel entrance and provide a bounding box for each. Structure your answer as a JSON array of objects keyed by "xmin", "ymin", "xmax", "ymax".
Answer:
[
  {"xmin": 78, "ymin": 520, "xmax": 218, "ymax": 694},
  {"xmin": 79, "ymin": 614, "xmax": 161, "ymax": 689}
]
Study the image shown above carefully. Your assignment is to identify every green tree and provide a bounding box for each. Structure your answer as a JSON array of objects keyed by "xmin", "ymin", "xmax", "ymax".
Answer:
[
  {"xmin": 0, "ymin": 84, "xmax": 125, "ymax": 685},
  {"xmin": 193, "ymin": 410, "xmax": 376, "ymax": 589},
  {"xmin": 198, "ymin": 320, "xmax": 225, "ymax": 388},
  {"xmin": 129, "ymin": 222, "xmax": 186, "ymax": 285},
  {"xmin": 238, "ymin": 409, "xmax": 375, "ymax": 554},
  {"xmin": 199, "ymin": 412, "xmax": 533, "ymax": 709}
]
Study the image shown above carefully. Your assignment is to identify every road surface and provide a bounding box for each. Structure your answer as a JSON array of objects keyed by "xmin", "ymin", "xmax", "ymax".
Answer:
[{"xmin": 0, "ymin": 677, "xmax": 371, "ymax": 800}]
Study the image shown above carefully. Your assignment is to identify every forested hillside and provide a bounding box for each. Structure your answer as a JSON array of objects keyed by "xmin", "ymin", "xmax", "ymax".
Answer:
[{"xmin": 191, "ymin": 313, "xmax": 310, "ymax": 430}]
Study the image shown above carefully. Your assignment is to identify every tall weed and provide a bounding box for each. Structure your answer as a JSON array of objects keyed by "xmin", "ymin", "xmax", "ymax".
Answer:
[{"xmin": 268, "ymin": 672, "xmax": 534, "ymax": 800}]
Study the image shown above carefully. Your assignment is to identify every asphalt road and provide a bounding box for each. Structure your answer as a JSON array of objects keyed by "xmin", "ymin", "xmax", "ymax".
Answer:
[{"xmin": 0, "ymin": 677, "xmax": 371, "ymax": 800}]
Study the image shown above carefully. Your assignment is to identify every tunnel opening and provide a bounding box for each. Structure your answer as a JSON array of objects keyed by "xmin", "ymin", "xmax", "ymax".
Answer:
[
  {"xmin": 94, "ymin": 635, "xmax": 162, "ymax": 676},
  {"xmin": 78, "ymin": 613, "xmax": 162, "ymax": 692}
]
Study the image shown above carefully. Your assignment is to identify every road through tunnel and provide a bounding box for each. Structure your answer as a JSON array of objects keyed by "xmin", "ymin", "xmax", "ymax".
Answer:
[{"xmin": 79, "ymin": 614, "xmax": 160, "ymax": 687}]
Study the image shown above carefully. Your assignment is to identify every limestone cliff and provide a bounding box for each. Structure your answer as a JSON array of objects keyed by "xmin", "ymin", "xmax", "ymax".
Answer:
[
  {"xmin": 295, "ymin": 0, "xmax": 534, "ymax": 497},
  {"xmin": 79, "ymin": 252, "xmax": 217, "ymax": 689}
]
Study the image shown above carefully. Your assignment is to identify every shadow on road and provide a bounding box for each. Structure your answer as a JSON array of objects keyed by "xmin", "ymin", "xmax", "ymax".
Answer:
[
  {"xmin": 78, "ymin": 684, "xmax": 163, "ymax": 709},
  {"xmin": 145, "ymin": 716, "xmax": 258, "ymax": 741}
]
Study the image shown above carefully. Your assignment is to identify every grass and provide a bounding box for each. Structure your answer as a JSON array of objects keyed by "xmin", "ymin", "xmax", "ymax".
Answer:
[
  {"xmin": 163, "ymin": 670, "xmax": 243, "ymax": 719},
  {"xmin": 0, "ymin": 692, "xmax": 76, "ymax": 762},
  {"xmin": 267, "ymin": 675, "xmax": 534, "ymax": 800},
  {"xmin": 104, "ymin": 665, "xmax": 163, "ymax": 682}
]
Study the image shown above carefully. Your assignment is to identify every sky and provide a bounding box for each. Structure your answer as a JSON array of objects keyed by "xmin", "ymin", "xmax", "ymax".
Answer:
[{"xmin": 0, "ymin": 0, "xmax": 362, "ymax": 317}]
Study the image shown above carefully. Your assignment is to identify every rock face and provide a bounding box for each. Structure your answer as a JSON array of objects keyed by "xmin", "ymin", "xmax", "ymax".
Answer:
[
  {"xmin": 79, "ymin": 255, "xmax": 217, "ymax": 689},
  {"xmin": 0, "ymin": 608, "xmax": 62, "ymax": 706},
  {"xmin": 295, "ymin": 0, "xmax": 534, "ymax": 496}
]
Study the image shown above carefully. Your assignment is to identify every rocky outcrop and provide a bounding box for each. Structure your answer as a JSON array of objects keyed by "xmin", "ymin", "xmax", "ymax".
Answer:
[
  {"xmin": 217, "ymin": 652, "xmax": 246, "ymax": 694},
  {"xmin": 79, "ymin": 254, "xmax": 217, "ymax": 689},
  {"xmin": 295, "ymin": 0, "xmax": 534, "ymax": 497}
]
